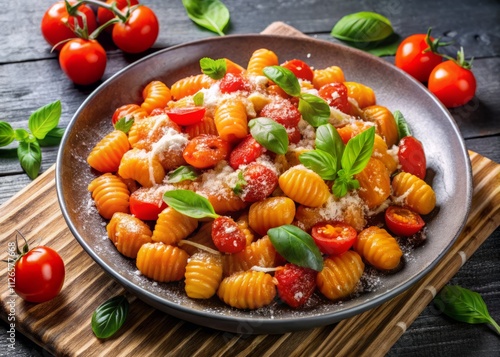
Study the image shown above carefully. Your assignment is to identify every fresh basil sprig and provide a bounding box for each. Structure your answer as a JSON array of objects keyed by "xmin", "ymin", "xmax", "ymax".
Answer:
[
  {"xmin": 299, "ymin": 124, "xmax": 375, "ymax": 198},
  {"xmin": 200, "ymin": 57, "xmax": 227, "ymax": 79},
  {"xmin": 434, "ymin": 285, "xmax": 500, "ymax": 335},
  {"xmin": 114, "ymin": 117, "xmax": 134, "ymax": 134},
  {"xmin": 92, "ymin": 295, "xmax": 129, "ymax": 339},
  {"xmin": 182, "ymin": 0, "xmax": 230, "ymax": 36},
  {"xmin": 267, "ymin": 225, "xmax": 323, "ymax": 271},
  {"xmin": 167, "ymin": 165, "xmax": 199, "ymax": 183},
  {"xmin": 0, "ymin": 100, "xmax": 63, "ymax": 179},
  {"xmin": 394, "ymin": 110, "xmax": 412, "ymax": 142},
  {"xmin": 163, "ymin": 189, "xmax": 219, "ymax": 219},
  {"xmin": 248, "ymin": 117, "xmax": 289, "ymax": 155},
  {"xmin": 263, "ymin": 66, "xmax": 330, "ymax": 127}
]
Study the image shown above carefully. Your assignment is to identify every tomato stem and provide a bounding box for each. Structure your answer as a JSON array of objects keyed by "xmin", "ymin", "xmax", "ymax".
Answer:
[{"xmin": 423, "ymin": 28, "xmax": 452, "ymax": 55}]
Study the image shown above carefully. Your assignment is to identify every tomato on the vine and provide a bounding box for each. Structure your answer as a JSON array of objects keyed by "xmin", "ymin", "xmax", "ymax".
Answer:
[
  {"xmin": 385, "ymin": 206, "xmax": 425, "ymax": 236},
  {"xmin": 59, "ymin": 38, "xmax": 107, "ymax": 85},
  {"xmin": 112, "ymin": 5, "xmax": 159, "ymax": 53},
  {"xmin": 395, "ymin": 30, "xmax": 444, "ymax": 82},
  {"xmin": 165, "ymin": 107, "xmax": 206, "ymax": 126},
  {"xmin": 311, "ymin": 222, "xmax": 357, "ymax": 256},
  {"xmin": 97, "ymin": 0, "xmax": 140, "ymax": 28},
  {"xmin": 281, "ymin": 59, "xmax": 314, "ymax": 82},
  {"xmin": 41, "ymin": 1, "xmax": 97, "ymax": 51},
  {"xmin": 428, "ymin": 58, "xmax": 476, "ymax": 108},
  {"xmin": 398, "ymin": 136, "xmax": 427, "ymax": 180},
  {"xmin": 13, "ymin": 243, "xmax": 65, "ymax": 303}
]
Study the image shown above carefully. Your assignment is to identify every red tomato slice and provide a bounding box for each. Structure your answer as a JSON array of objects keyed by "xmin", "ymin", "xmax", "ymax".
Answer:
[
  {"xmin": 130, "ymin": 187, "xmax": 167, "ymax": 221},
  {"xmin": 385, "ymin": 206, "xmax": 425, "ymax": 236},
  {"xmin": 165, "ymin": 107, "xmax": 206, "ymax": 126},
  {"xmin": 311, "ymin": 222, "xmax": 357, "ymax": 256},
  {"xmin": 281, "ymin": 59, "xmax": 314, "ymax": 82},
  {"xmin": 398, "ymin": 136, "xmax": 427, "ymax": 179}
]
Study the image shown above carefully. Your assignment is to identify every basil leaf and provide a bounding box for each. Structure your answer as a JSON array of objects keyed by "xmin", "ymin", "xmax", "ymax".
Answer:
[
  {"xmin": 315, "ymin": 123, "xmax": 344, "ymax": 171},
  {"xmin": 14, "ymin": 128, "xmax": 30, "ymax": 142},
  {"xmin": 434, "ymin": 285, "xmax": 500, "ymax": 334},
  {"xmin": 365, "ymin": 33, "xmax": 400, "ymax": 57},
  {"xmin": 182, "ymin": 0, "xmax": 230, "ymax": 36},
  {"xmin": 114, "ymin": 118, "xmax": 134, "ymax": 134},
  {"xmin": 92, "ymin": 295, "xmax": 129, "ymax": 339},
  {"xmin": 299, "ymin": 150, "xmax": 337, "ymax": 181},
  {"xmin": 232, "ymin": 170, "xmax": 246, "ymax": 195},
  {"xmin": 167, "ymin": 165, "xmax": 199, "ymax": 183},
  {"xmin": 0, "ymin": 121, "xmax": 15, "ymax": 147},
  {"xmin": 341, "ymin": 126, "xmax": 375, "ymax": 175},
  {"xmin": 248, "ymin": 117, "xmax": 288, "ymax": 155},
  {"xmin": 38, "ymin": 127, "xmax": 65, "ymax": 147},
  {"xmin": 200, "ymin": 57, "xmax": 227, "ymax": 80},
  {"xmin": 163, "ymin": 189, "xmax": 218, "ymax": 219},
  {"xmin": 267, "ymin": 225, "xmax": 323, "ymax": 271},
  {"xmin": 298, "ymin": 94, "xmax": 330, "ymax": 127},
  {"xmin": 331, "ymin": 12, "xmax": 393, "ymax": 43},
  {"xmin": 394, "ymin": 110, "xmax": 412, "ymax": 142},
  {"xmin": 263, "ymin": 66, "xmax": 301, "ymax": 97},
  {"xmin": 28, "ymin": 100, "xmax": 61, "ymax": 140},
  {"xmin": 332, "ymin": 179, "xmax": 348, "ymax": 198},
  {"xmin": 17, "ymin": 140, "xmax": 41, "ymax": 179},
  {"xmin": 193, "ymin": 92, "xmax": 205, "ymax": 106}
]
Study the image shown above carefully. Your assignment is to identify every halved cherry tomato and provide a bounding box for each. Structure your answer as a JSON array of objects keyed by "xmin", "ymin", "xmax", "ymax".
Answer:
[
  {"xmin": 311, "ymin": 222, "xmax": 357, "ymax": 256},
  {"xmin": 130, "ymin": 187, "xmax": 167, "ymax": 221},
  {"xmin": 385, "ymin": 206, "xmax": 425, "ymax": 236},
  {"xmin": 236, "ymin": 162, "xmax": 278, "ymax": 202},
  {"xmin": 211, "ymin": 216, "xmax": 246, "ymax": 253},
  {"xmin": 112, "ymin": 5, "xmax": 159, "ymax": 53},
  {"xmin": 281, "ymin": 59, "xmax": 314, "ymax": 82},
  {"xmin": 398, "ymin": 136, "xmax": 426, "ymax": 179},
  {"xmin": 219, "ymin": 73, "xmax": 249, "ymax": 93},
  {"xmin": 275, "ymin": 263, "xmax": 317, "ymax": 308},
  {"xmin": 318, "ymin": 82, "xmax": 350, "ymax": 113},
  {"xmin": 260, "ymin": 99, "xmax": 301, "ymax": 128},
  {"xmin": 228, "ymin": 134, "xmax": 264, "ymax": 169},
  {"xmin": 165, "ymin": 107, "xmax": 206, "ymax": 126}
]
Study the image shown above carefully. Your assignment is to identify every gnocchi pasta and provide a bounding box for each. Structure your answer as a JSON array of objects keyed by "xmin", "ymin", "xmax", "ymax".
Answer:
[{"xmin": 86, "ymin": 50, "xmax": 438, "ymax": 311}]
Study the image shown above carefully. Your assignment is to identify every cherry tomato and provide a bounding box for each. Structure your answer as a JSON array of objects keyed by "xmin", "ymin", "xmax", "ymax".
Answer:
[
  {"xmin": 260, "ymin": 99, "xmax": 301, "ymax": 128},
  {"xmin": 165, "ymin": 107, "xmax": 206, "ymax": 126},
  {"xmin": 311, "ymin": 222, "xmax": 357, "ymax": 256},
  {"xmin": 275, "ymin": 263, "xmax": 317, "ymax": 308},
  {"xmin": 237, "ymin": 162, "xmax": 278, "ymax": 202},
  {"xmin": 395, "ymin": 33, "xmax": 443, "ymax": 82},
  {"xmin": 428, "ymin": 60, "xmax": 477, "ymax": 108},
  {"xmin": 97, "ymin": 0, "xmax": 140, "ymax": 28},
  {"xmin": 130, "ymin": 187, "xmax": 167, "ymax": 221},
  {"xmin": 398, "ymin": 136, "xmax": 426, "ymax": 179},
  {"xmin": 219, "ymin": 73, "xmax": 250, "ymax": 93},
  {"xmin": 317, "ymin": 82, "xmax": 350, "ymax": 113},
  {"xmin": 385, "ymin": 206, "xmax": 425, "ymax": 236},
  {"xmin": 59, "ymin": 38, "xmax": 107, "ymax": 85},
  {"xmin": 41, "ymin": 1, "xmax": 98, "ymax": 51},
  {"xmin": 281, "ymin": 59, "xmax": 314, "ymax": 82},
  {"xmin": 228, "ymin": 135, "xmax": 264, "ymax": 169},
  {"xmin": 13, "ymin": 246, "xmax": 65, "ymax": 303},
  {"xmin": 112, "ymin": 5, "xmax": 159, "ymax": 53},
  {"xmin": 211, "ymin": 216, "xmax": 246, "ymax": 253}
]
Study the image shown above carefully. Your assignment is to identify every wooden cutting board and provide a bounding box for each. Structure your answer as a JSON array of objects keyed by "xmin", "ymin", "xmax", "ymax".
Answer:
[{"xmin": 1, "ymin": 23, "xmax": 499, "ymax": 357}]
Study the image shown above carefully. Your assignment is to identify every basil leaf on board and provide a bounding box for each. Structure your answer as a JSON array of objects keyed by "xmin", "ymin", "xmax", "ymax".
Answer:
[
  {"xmin": 114, "ymin": 117, "xmax": 134, "ymax": 134},
  {"xmin": 28, "ymin": 100, "xmax": 61, "ymax": 140},
  {"xmin": 248, "ymin": 117, "xmax": 289, "ymax": 155},
  {"xmin": 365, "ymin": 33, "xmax": 400, "ymax": 57},
  {"xmin": 17, "ymin": 140, "xmax": 41, "ymax": 179},
  {"xmin": 182, "ymin": 0, "xmax": 230, "ymax": 36},
  {"xmin": 167, "ymin": 165, "xmax": 199, "ymax": 183},
  {"xmin": 267, "ymin": 225, "xmax": 323, "ymax": 271},
  {"xmin": 193, "ymin": 92, "xmax": 205, "ymax": 106},
  {"xmin": 14, "ymin": 128, "xmax": 31, "ymax": 142},
  {"xmin": 263, "ymin": 66, "xmax": 301, "ymax": 97},
  {"xmin": 341, "ymin": 126, "xmax": 375, "ymax": 175},
  {"xmin": 199, "ymin": 57, "xmax": 227, "ymax": 79},
  {"xmin": 434, "ymin": 285, "xmax": 500, "ymax": 334},
  {"xmin": 315, "ymin": 123, "xmax": 344, "ymax": 171},
  {"xmin": 394, "ymin": 110, "xmax": 412, "ymax": 142},
  {"xmin": 92, "ymin": 295, "xmax": 129, "ymax": 339},
  {"xmin": 299, "ymin": 150, "xmax": 337, "ymax": 181},
  {"xmin": 0, "ymin": 121, "xmax": 15, "ymax": 147},
  {"xmin": 298, "ymin": 94, "xmax": 330, "ymax": 127},
  {"xmin": 38, "ymin": 127, "xmax": 65, "ymax": 147},
  {"xmin": 331, "ymin": 12, "xmax": 393, "ymax": 43},
  {"xmin": 163, "ymin": 189, "xmax": 218, "ymax": 219}
]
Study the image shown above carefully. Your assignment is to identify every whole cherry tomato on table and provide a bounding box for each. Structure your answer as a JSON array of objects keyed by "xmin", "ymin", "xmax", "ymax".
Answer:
[
  {"xmin": 112, "ymin": 5, "xmax": 159, "ymax": 53},
  {"xmin": 59, "ymin": 38, "xmax": 107, "ymax": 85},
  {"xmin": 311, "ymin": 222, "xmax": 357, "ymax": 256},
  {"xmin": 398, "ymin": 136, "xmax": 427, "ymax": 180},
  {"xmin": 41, "ymin": 1, "xmax": 97, "ymax": 50},
  {"xmin": 12, "ymin": 237, "xmax": 65, "ymax": 303},
  {"xmin": 428, "ymin": 50, "xmax": 477, "ymax": 108},
  {"xmin": 385, "ymin": 206, "xmax": 425, "ymax": 236},
  {"xmin": 395, "ymin": 29, "xmax": 444, "ymax": 82}
]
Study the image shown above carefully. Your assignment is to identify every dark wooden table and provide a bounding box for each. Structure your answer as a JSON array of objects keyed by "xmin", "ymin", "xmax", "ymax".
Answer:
[{"xmin": 1, "ymin": 0, "xmax": 498, "ymax": 355}]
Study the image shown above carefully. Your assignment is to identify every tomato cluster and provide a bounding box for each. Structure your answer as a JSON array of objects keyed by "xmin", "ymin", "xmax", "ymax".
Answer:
[
  {"xmin": 395, "ymin": 29, "xmax": 476, "ymax": 108},
  {"xmin": 41, "ymin": 0, "xmax": 159, "ymax": 85}
]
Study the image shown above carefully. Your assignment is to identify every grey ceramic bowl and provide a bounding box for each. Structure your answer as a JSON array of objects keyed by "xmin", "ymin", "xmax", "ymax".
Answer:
[{"xmin": 56, "ymin": 35, "xmax": 472, "ymax": 334}]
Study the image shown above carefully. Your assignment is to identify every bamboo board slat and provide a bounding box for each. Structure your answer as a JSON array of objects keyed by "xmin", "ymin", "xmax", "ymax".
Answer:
[{"xmin": 1, "ymin": 22, "xmax": 499, "ymax": 357}]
